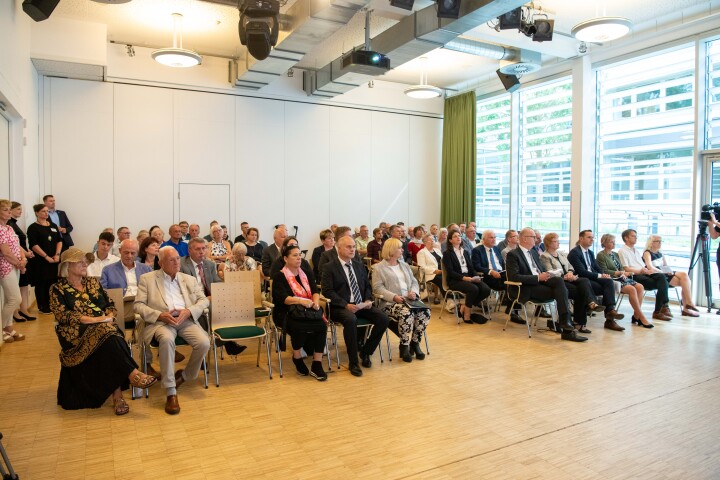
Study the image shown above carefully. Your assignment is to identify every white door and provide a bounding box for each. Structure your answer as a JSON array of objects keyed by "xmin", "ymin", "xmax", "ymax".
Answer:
[
  {"xmin": 178, "ymin": 183, "xmax": 230, "ymax": 238},
  {"xmin": 0, "ymin": 112, "xmax": 9, "ymax": 200}
]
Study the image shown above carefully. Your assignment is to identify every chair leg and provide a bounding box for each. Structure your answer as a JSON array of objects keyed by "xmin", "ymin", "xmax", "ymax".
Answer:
[
  {"xmin": 264, "ymin": 334, "xmax": 273, "ymax": 380},
  {"xmin": 275, "ymin": 330, "xmax": 283, "ymax": 378},
  {"xmin": 256, "ymin": 338, "xmax": 262, "ymax": 367},
  {"xmin": 423, "ymin": 330, "xmax": 430, "ymax": 354},
  {"xmin": 385, "ymin": 329, "xmax": 393, "ymax": 361},
  {"xmin": 213, "ymin": 339, "xmax": 220, "ymax": 387}
]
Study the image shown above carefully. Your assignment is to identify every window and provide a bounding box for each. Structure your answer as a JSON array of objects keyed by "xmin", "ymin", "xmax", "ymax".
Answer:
[
  {"xmin": 518, "ymin": 77, "xmax": 573, "ymax": 249},
  {"xmin": 475, "ymin": 95, "xmax": 511, "ymax": 231},
  {"xmin": 705, "ymin": 38, "xmax": 720, "ymax": 149},
  {"xmin": 596, "ymin": 45, "xmax": 695, "ymax": 270}
]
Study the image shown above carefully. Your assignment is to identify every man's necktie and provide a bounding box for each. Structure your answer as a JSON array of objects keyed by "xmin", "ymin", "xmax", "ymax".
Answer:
[
  {"xmin": 488, "ymin": 248, "xmax": 498, "ymax": 270},
  {"xmin": 197, "ymin": 263, "xmax": 209, "ymax": 296},
  {"xmin": 346, "ymin": 263, "xmax": 362, "ymax": 303},
  {"xmin": 585, "ymin": 250, "xmax": 592, "ymax": 270}
]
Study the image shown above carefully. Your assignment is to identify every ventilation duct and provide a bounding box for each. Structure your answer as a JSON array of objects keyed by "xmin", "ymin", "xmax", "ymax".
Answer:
[{"xmin": 443, "ymin": 37, "xmax": 514, "ymax": 60}]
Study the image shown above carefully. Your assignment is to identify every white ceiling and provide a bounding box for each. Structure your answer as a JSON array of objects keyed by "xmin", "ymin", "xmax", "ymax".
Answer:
[{"xmin": 51, "ymin": 0, "xmax": 718, "ymax": 91}]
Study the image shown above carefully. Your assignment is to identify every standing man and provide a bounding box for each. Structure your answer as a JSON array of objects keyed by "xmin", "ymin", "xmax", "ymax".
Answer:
[
  {"xmin": 43, "ymin": 194, "xmax": 73, "ymax": 251},
  {"xmin": 161, "ymin": 224, "xmax": 189, "ymax": 257},
  {"xmin": 505, "ymin": 228, "xmax": 588, "ymax": 342},
  {"xmin": 135, "ymin": 247, "xmax": 210, "ymax": 415},
  {"xmin": 322, "ymin": 236, "xmax": 389, "ymax": 377},
  {"xmin": 568, "ymin": 230, "xmax": 625, "ymax": 331}
]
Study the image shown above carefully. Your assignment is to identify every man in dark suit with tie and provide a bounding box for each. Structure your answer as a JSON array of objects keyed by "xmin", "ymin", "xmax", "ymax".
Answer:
[
  {"xmin": 505, "ymin": 228, "xmax": 588, "ymax": 342},
  {"xmin": 317, "ymin": 226, "xmax": 362, "ymax": 278},
  {"xmin": 43, "ymin": 194, "xmax": 74, "ymax": 251},
  {"xmin": 568, "ymin": 230, "xmax": 625, "ymax": 331},
  {"xmin": 322, "ymin": 236, "xmax": 389, "ymax": 377},
  {"xmin": 471, "ymin": 229, "xmax": 524, "ymax": 324}
]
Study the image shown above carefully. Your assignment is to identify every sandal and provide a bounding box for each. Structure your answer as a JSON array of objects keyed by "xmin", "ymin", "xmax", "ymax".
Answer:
[
  {"xmin": 2, "ymin": 333, "xmax": 14, "ymax": 343},
  {"xmin": 113, "ymin": 397, "xmax": 130, "ymax": 416},
  {"xmin": 129, "ymin": 371, "xmax": 158, "ymax": 389},
  {"xmin": 10, "ymin": 331, "xmax": 25, "ymax": 341}
]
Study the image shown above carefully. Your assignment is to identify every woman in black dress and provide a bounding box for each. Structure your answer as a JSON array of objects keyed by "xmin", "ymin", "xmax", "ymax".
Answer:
[
  {"xmin": 243, "ymin": 227, "xmax": 264, "ymax": 262},
  {"xmin": 27, "ymin": 203, "xmax": 62, "ymax": 314},
  {"xmin": 8, "ymin": 202, "xmax": 36, "ymax": 321},
  {"xmin": 50, "ymin": 248, "xmax": 158, "ymax": 414}
]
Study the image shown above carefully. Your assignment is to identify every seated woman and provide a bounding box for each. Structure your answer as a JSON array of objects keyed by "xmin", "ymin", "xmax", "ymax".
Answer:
[
  {"xmin": 224, "ymin": 241, "xmax": 263, "ymax": 284},
  {"xmin": 437, "ymin": 227, "xmax": 449, "ymax": 252},
  {"xmin": 138, "ymin": 236, "xmax": 161, "ymax": 270},
  {"xmin": 149, "ymin": 225, "xmax": 164, "ymax": 244},
  {"xmin": 366, "ymin": 227, "xmax": 384, "ymax": 264},
  {"xmin": 442, "ymin": 230, "xmax": 490, "ymax": 324},
  {"xmin": 540, "ymin": 232, "xmax": 605, "ymax": 333},
  {"xmin": 311, "ymin": 229, "xmax": 335, "ymax": 279},
  {"xmin": 407, "ymin": 226, "xmax": 425, "ymax": 264},
  {"xmin": 596, "ymin": 234, "xmax": 653, "ymax": 328},
  {"xmin": 207, "ymin": 224, "xmax": 232, "ymax": 264},
  {"xmin": 136, "ymin": 229, "xmax": 149, "ymax": 245},
  {"xmin": 271, "ymin": 245, "xmax": 327, "ymax": 381},
  {"xmin": 643, "ymin": 235, "xmax": 699, "ymax": 317},
  {"xmin": 270, "ymin": 237, "xmax": 311, "ymax": 278},
  {"xmin": 49, "ymin": 248, "xmax": 158, "ymax": 415},
  {"xmin": 372, "ymin": 238, "xmax": 430, "ymax": 362},
  {"xmin": 243, "ymin": 227, "xmax": 264, "ymax": 263},
  {"xmin": 416, "ymin": 233, "xmax": 444, "ymax": 304}
]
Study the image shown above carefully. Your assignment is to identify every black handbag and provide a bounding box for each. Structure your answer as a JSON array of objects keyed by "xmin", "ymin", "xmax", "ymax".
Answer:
[{"xmin": 287, "ymin": 304, "xmax": 324, "ymax": 322}]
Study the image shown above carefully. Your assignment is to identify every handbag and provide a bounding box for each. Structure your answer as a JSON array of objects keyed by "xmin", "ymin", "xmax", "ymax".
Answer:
[{"xmin": 288, "ymin": 304, "xmax": 324, "ymax": 322}]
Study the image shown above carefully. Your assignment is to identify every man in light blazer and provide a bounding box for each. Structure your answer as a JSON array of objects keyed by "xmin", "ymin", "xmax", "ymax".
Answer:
[
  {"xmin": 567, "ymin": 230, "xmax": 625, "ymax": 331},
  {"xmin": 135, "ymin": 246, "xmax": 210, "ymax": 415},
  {"xmin": 505, "ymin": 228, "xmax": 587, "ymax": 342}
]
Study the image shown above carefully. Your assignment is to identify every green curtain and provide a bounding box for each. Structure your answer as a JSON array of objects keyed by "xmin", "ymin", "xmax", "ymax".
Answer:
[{"xmin": 440, "ymin": 91, "xmax": 476, "ymax": 226}]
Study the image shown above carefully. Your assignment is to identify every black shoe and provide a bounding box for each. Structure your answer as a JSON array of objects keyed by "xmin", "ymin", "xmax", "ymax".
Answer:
[
  {"xmin": 577, "ymin": 325, "xmax": 592, "ymax": 334},
  {"xmin": 546, "ymin": 320, "xmax": 562, "ymax": 333},
  {"xmin": 348, "ymin": 363, "xmax": 363, "ymax": 377},
  {"xmin": 309, "ymin": 361, "xmax": 327, "ymax": 381},
  {"xmin": 292, "ymin": 357, "xmax": 309, "ymax": 376},
  {"xmin": 510, "ymin": 313, "xmax": 526, "ymax": 325},
  {"xmin": 399, "ymin": 344, "xmax": 413, "ymax": 363},
  {"xmin": 18, "ymin": 311, "xmax": 36, "ymax": 321},
  {"xmin": 538, "ymin": 310, "xmax": 552, "ymax": 318},
  {"xmin": 360, "ymin": 352, "xmax": 372, "ymax": 368},
  {"xmin": 13, "ymin": 315, "xmax": 26, "ymax": 323},
  {"xmin": 224, "ymin": 341, "xmax": 247, "ymax": 356},
  {"xmin": 470, "ymin": 313, "xmax": 489, "ymax": 324},
  {"xmin": 409, "ymin": 341, "xmax": 425, "ymax": 360},
  {"xmin": 561, "ymin": 330, "xmax": 588, "ymax": 342}
]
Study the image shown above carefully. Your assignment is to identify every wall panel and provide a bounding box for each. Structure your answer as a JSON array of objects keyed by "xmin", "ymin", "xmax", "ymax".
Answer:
[
  {"xmin": 370, "ymin": 111, "xmax": 410, "ymax": 227},
  {"xmin": 409, "ymin": 116, "xmax": 442, "ymax": 227}
]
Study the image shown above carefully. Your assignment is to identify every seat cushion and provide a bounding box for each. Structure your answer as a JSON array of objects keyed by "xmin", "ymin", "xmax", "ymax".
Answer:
[{"xmin": 214, "ymin": 325, "xmax": 266, "ymax": 340}]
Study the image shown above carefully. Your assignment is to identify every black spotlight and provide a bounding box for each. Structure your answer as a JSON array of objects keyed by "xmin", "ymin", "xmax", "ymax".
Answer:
[
  {"xmin": 239, "ymin": 0, "xmax": 280, "ymax": 61},
  {"xmin": 390, "ymin": 0, "xmax": 415, "ymax": 11},
  {"xmin": 532, "ymin": 19, "xmax": 554, "ymax": 42},
  {"xmin": 496, "ymin": 69, "xmax": 520, "ymax": 93},
  {"xmin": 436, "ymin": 0, "xmax": 461, "ymax": 19},
  {"xmin": 498, "ymin": 8, "xmax": 521, "ymax": 30},
  {"xmin": 22, "ymin": 0, "xmax": 60, "ymax": 22},
  {"xmin": 520, "ymin": 20, "xmax": 537, "ymax": 38}
]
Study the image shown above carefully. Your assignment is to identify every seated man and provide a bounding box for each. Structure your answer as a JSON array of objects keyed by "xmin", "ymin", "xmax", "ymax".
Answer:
[
  {"xmin": 87, "ymin": 231, "xmax": 120, "ymax": 277},
  {"xmin": 499, "ymin": 229, "xmax": 518, "ymax": 261},
  {"xmin": 261, "ymin": 224, "xmax": 287, "ymax": 276},
  {"xmin": 617, "ymin": 228, "xmax": 671, "ymax": 321},
  {"xmin": 161, "ymin": 224, "xmax": 189, "ymax": 257},
  {"xmin": 112, "ymin": 226, "xmax": 132, "ymax": 256},
  {"xmin": 568, "ymin": 230, "xmax": 625, "ymax": 331},
  {"xmin": 505, "ymin": 228, "xmax": 587, "ymax": 342},
  {"xmin": 321, "ymin": 236, "xmax": 389, "ymax": 377},
  {"xmin": 471, "ymin": 229, "xmax": 523, "ymax": 324},
  {"xmin": 317, "ymin": 226, "xmax": 361, "ymax": 278},
  {"xmin": 135, "ymin": 247, "xmax": 210, "ymax": 415},
  {"xmin": 179, "ymin": 221, "xmax": 190, "ymax": 242}
]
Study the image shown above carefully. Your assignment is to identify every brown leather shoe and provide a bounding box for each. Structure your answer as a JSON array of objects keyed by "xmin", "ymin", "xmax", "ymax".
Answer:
[
  {"xmin": 652, "ymin": 312, "xmax": 672, "ymax": 321},
  {"xmin": 588, "ymin": 302, "xmax": 605, "ymax": 313},
  {"xmin": 604, "ymin": 309, "xmax": 625, "ymax": 320},
  {"xmin": 165, "ymin": 395, "xmax": 180, "ymax": 415},
  {"xmin": 660, "ymin": 306, "xmax": 674, "ymax": 318},
  {"xmin": 146, "ymin": 364, "xmax": 161, "ymax": 380},
  {"xmin": 681, "ymin": 309, "xmax": 699, "ymax": 317},
  {"xmin": 174, "ymin": 369, "xmax": 185, "ymax": 388},
  {"xmin": 604, "ymin": 319, "xmax": 625, "ymax": 331},
  {"xmin": 174, "ymin": 351, "xmax": 185, "ymax": 363}
]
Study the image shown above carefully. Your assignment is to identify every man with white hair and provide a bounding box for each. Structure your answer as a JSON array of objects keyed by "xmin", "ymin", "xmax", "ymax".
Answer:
[
  {"xmin": 261, "ymin": 224, "xmax": 288, "ymax": 276},
  {"xmin": 135, "ymin": 246, "xmax": 211, "ymax": 415}
]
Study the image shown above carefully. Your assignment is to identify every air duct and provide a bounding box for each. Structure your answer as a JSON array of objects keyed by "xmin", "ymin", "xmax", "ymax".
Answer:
[{"xmin": 443, "ymin": 37, "xmax": 514, "ymax": 60}]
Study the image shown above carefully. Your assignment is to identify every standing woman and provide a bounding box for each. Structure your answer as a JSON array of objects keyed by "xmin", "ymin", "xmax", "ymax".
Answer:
[
  {"xmin": 372, "ymin": 238, "xmax": 430, "ymax": 362},
  {"xmin": 9, "ymin": 201, "xmax": 36, "ymax": 321},
  {"xmin": 0, "ymin": 199, "xmax": 27, "ymax": 343},
  {"xmin": 27, "ymin": 203, "xmax": 62, "ymax": 314}
]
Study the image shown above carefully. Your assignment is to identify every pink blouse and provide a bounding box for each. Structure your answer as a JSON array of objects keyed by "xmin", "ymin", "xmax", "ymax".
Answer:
[{"xmin": 0, "ymin": 224, "xmax": 21, "ymax": 278}]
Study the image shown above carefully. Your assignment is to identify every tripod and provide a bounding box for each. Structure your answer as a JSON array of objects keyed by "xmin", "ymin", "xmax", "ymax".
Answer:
[{"xmin": 688, "ymin": 222, "xmax": 714, "ymax": 313}]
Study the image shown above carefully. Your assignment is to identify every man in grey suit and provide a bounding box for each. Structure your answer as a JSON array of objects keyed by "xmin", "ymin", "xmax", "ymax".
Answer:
[{"xmin": 135, "ymin": 247, "xmax": 210, "ymax": 415}]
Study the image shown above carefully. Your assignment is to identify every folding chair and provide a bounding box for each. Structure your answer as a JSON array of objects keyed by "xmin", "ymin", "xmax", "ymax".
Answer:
[
  {"xmin": 503, "ymin": 281, "xmax": 558, "ymax": 338},
  {"xmin": 439, "ymin": 263, "xmax": 466, "ymax": 324},
  {"xmin": 106, "ymin": 288, "xmax": 142, "ymax": 400}
]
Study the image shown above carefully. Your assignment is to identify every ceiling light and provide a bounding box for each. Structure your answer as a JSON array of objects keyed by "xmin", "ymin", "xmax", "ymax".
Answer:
[
  {"xmin": 571, "ymin": 17, "xmax": 632, "ymax": 43},
  {"xmin": 152, "ymin": 13, "xmax": 202, "ymax": 68},
  {"xmin": 404, "ymin": 57, "xmax": 443, "ymax": 99}
]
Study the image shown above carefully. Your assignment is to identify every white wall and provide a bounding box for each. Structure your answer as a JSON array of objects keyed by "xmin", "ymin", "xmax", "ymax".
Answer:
[{"xmin": 43, "ymin": 78, "xmax": 443, "ymax": 251}]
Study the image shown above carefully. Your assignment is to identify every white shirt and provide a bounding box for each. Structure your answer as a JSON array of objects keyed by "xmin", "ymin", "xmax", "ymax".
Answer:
[
  {"xmin": 618, "ymin": 244, "xmax": 644, "ymax": 270},
  {"xmin": 341, "ymin": 260, "xmax": 361, "ymax": 303},
  {"xmin": 123, "ymin": 262, "xmax": 139, "ymax": 298},
  {"xmin": 519, "ymin": 246, "xmax": 541, "ymax": 276},
  {"xmin": 389, "ymin": 263, "xmax": 408, "ymax": 296},
  {"xmin": 453, "ymin": 247, "xmax": 468, "ymax": 274},
  {"xmin": 86, "ymin": 252, "xmax": 120, "ymax": 277},
  {"xmin": 580, "ymin": 246, "xmax": 600, "ymax": 278},
  {"xmin": 486, "ymin": 246, "xmax": 500, "ymax": 271},
  {"xmin": 193, "ymin": 261, "xmax": 204, "ymax": 288},
  {"xmin": 161, "ymin": 271, "xmax": 186, "ymax": 311}
]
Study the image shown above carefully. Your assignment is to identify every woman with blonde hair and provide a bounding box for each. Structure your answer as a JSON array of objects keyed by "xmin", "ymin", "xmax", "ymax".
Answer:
[
  {"xmin": 372, "ymin": 238, "xmax": 429, "ymax": 362},
  {"xmin": 643, "ymin": 235, "xmax": 699, "ymax": 317},
  {"xmin": 207, "ymin": 224, "xmax": 232, "ymax": 264}
]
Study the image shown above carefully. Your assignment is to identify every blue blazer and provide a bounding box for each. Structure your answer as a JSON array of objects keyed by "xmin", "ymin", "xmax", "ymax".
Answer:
[
  {"xmin": 100, "ymin": 260, "xmax": 153, "ymax": 296},
  {"xmin": 471, "ymin": 245, "xmax": 505, "ymax": 275},
  {"xmin": 567, "ymin": 246, "xmax": 602, "ymax": 280}
]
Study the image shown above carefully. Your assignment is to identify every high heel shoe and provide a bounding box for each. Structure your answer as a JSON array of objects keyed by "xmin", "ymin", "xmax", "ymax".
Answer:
[
  {"xmin": 632, "ymin": 316, "xmax": 654, "ymax": 328},
  {"xmin": 13, "ymin": 315, "xmax": 25, "ymax": 323},
  {"xmin": 18, "ymin": 311, "xmax": 36, "ymax": 321}
]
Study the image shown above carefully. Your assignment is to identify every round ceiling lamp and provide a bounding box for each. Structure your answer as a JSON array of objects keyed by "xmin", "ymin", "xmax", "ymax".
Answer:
[
  {"xmin": 571, "ymin": 17, "xmax": 632, "ymax": 43},
  {"xmin": 152, "ymin": 13, "xmax": 202, "ymax": 68},
  {"xmin": 404, "ymin": 57, "xmax": 443, "ymax": 99}
]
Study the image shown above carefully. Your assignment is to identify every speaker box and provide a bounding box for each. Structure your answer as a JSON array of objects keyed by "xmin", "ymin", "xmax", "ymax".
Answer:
[
  {"xmin": 22, "ymin": 0, "xmax": 60, "ymax": 22},
  {"xmin": 496, "ymin": 69, "xmax": 520, "ymax": 93}
]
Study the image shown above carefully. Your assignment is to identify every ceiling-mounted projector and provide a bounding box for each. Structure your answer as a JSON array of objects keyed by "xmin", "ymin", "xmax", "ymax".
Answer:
[{"xmin": 341, "ymin": 50, "xmax": 390, "ymax": 75}]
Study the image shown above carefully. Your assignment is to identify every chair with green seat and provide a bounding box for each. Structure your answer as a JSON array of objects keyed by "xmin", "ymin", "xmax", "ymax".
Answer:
[{"xmin": 210, "ymin": 280, "xmax": 273, "ymax": 384}]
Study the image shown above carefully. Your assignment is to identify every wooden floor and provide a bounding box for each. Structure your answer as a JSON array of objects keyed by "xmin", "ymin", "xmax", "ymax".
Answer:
[{"xmin": 1, "ymin": 299, "xmax": 720, "ymax": 480}]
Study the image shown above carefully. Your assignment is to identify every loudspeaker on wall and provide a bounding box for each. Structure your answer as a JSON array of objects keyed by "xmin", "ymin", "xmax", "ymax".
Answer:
[{"xmin": 22, "ymin": 0, "xmax": 60, "ymax": 22}]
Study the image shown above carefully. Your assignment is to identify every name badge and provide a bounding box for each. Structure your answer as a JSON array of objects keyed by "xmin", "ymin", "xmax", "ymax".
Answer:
[{"xmin": 50, "ymin": 228, "xmax": 58, "ymax": 233}]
